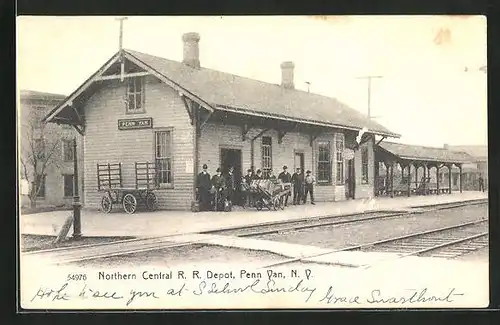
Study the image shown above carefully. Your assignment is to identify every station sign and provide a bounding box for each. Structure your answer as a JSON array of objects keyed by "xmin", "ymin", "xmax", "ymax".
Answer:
[{"xmin": 118, "ymin": 117, "xmax": 153, "ymax": 130}]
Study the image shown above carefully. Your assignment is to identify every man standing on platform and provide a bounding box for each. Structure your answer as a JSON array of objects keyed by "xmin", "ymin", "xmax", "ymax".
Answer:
[
  {"xmin": 278, "ymin": 165, "xmax": 292, "ymax": 206},
  {"xmin": 196, "ymin": 164, "xmax": 211, "ymax": 211},
  {"xmin": 211, "ymin": 168, "xmax": 225, "ymax": 211},
  {"xmin": 225, "ymin": 166, "xmax": 236, "ymax": 205},
  {"xmin": 292, "ymin": 167, "xmax": 303, "ymax": 205},
  {"xmin": 242, "ymin": 168, "xmax": 253, "ymax": 207},
  {"xmin": 478, "ymin": 174, "xmax": 485, "ymax": 192},
  {"xmin": 304, "ymin": 170, "xmax": 316, "ymax": 205}
]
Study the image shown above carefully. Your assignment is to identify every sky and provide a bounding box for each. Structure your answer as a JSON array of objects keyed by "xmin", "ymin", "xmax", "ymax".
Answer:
[{"xmin": 17, "ymin": 15, "xmax": 487, "ymax": 147}]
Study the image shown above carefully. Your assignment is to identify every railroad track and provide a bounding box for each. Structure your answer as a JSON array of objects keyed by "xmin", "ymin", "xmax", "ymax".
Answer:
[
  {"xmin": 208, "ymin": 211, "xmax": 409, "ymax": 237},
  {"xmin": 261, "ymin": 219, "xmax": 488, "ymax": 269},
  {"xmin": 206, "ymin": 200, "xmax": 487, "ymax": 237},
  {"xmin": 22, "ymin": 199, "xmax": 487, "ymax": 265}
]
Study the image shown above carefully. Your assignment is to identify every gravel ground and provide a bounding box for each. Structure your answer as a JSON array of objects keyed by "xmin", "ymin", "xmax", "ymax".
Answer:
[
  {"xmin": 255, "ymin": 203, "xmax": 488, "ymax": 251},
  {"xmin": 21, "ymin": 234, "xmax": 135, "ymax": 252},
  {"xmin": 69, "ymin": 203, "xmax": 489, "ymax": 268},
  {"xmin": 71, "ymin": 244, "xmax": 289, "ymax": 269},
  {"xmin": 456, "ymin": 246, "xmax": 490, "ymax": 261}
]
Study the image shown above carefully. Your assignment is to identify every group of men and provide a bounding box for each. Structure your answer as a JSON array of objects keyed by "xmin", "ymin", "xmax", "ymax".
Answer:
[
  {"xmin": 285, "ymin": 166, "xmax": 316, "ymax": 206},
  {"xmin": 196, "ymin": 164, "xmax": 237, "ymax": 211},
  {"xmin": 196, "ymin": 163, "xmax": 317, "ymax": 212}
]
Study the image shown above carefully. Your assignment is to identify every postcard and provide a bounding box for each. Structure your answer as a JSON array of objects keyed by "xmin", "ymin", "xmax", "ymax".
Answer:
[{"xmin": 17, "ymin": 15, "xmax": 488, "ymax": 310}]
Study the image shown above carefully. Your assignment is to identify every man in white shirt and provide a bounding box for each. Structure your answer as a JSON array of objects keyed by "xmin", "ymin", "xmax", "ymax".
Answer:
[{"xmin": 303, "ymin": 170, "xmax": 316, "ymax": 205}]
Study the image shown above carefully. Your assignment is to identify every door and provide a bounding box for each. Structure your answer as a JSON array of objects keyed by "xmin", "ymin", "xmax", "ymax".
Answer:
[
  {"xmin": 220, "ymin": 148, "xmax": 243, "ymax": 204},
  {"xmin": 294, "ymin": 152, "xmax": 305, "ymax": 172},
  {"xmin": 346, "ymin": 159, "xmax": 355, "ymax": 199}
]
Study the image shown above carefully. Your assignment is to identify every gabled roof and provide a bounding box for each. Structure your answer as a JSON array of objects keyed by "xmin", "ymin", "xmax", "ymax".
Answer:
[
  {"xmin": 43, "ymin": 48, "xmax": 399, "ymax": 138},
  {"xmin": 125, "ymin": 49, "xmax": 399, "ymax": 137},
  {"xmin": 20, "ymin": 89, "xmax": 66, "ymax": 101},
  {"xmin": 378, "ymin": 141, "xmax": 473, "ymax": 164},
  {"xmin": 447, "ymin": 145, "xmax": 487, "ymax": 161}
]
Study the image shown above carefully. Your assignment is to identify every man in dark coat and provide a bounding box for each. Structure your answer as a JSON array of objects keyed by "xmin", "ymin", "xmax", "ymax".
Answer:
[
  {"xmin": 196, "ymin": 164, "xmax": 211, "ymax": 211},
  {"xmin": 253, "ymin": 169, "xmax": 263, "ymax": 180},
  {"xmin": 211, "ymin": 168, "xmax": 225, "ymax": 211},
  {"xmin": 278, "ymin": 165, "xmax": 292, "ymax": 206},
  {"xmin": 225, "ymin": 166, "xmax": 236, "ymax": 204},
  {"xmin": 291, "ymin": 167, "xmax": 304, "ymax": 205},
  {"xmin": 478, "ymin": 174, "xmax": 485, "ymax": 192},
  {"xmin": 242, "ymin": 168, "xmax": 253, "ymax": 207},
  {"xmin": 244, "ymin": 168, "xmax": 253, "ymax": 185}
]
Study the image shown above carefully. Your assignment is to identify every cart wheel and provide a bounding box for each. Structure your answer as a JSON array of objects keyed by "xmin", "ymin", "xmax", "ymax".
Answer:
[
  {"xmin": 279, "ymin": 197, "xmax": 285, "ymax": 210},
  {"xmin": 146, "ymin": 192, "xmax": 158, "ymax": 211},
  {"xmin": 123, "ymin": 193, "xmax": 137, "ymax": 214},
  {"xmin": 101, "ymin": 195, "xmax": 112, "ymax": 213},
  {"xmin": 272, "ymin": 197, "xmax": 280, "ymax": 211}
]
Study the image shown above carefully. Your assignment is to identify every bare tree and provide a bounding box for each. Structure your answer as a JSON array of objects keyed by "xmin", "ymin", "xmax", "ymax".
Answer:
[{"xmin": 20, "ymin": 107, "xmax": 70, "ymax": 208}]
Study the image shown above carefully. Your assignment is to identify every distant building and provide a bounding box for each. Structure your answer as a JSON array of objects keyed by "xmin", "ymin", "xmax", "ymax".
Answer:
[
  {"xmin": 19, "ymin": 90, "xmax": 84, "ymax": 208},
  {"xmin": 444, "ymin": 144, "xmax": 488, "ymax": 191}
]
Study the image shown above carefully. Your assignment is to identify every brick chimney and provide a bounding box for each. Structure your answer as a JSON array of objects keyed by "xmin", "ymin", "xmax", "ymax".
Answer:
[
  {"xmin": 280, "ymin": 61, "xmax": 295, "ymax": 89},
  {"xmin": 182, "ymin": 32, "xmax": 200, "ymax": 69}
]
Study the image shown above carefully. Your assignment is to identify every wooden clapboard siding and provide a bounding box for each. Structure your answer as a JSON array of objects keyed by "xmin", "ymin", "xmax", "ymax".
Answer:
[
  {"xmin": 83, "ymin": 76, "xmax": 194, "ymax": 210},
  {"xmin": 198, "ymin": 124, "xmax": 313, "ymax": 178}
]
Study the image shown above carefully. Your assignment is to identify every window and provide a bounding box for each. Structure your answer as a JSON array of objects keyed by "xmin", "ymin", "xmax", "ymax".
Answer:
[
  {"xmin": 155, "ymin": 130, "xmax": 173, "ymax": 186},
  {"xmin": 63, "ymin": 174, "xmax": 74, "ymax": 197},
  {"xmin": 361, "ymin": 146, "xmax": 369, "ymax": 184},
  {"xmin": 35, "ymin": 174, "xmax": 45, "ymax": 198},
  {"xmin": 126, "ymin": 77, "xmax": 145, "ymax": 113},
  {"xmin": 34, "ymin": 138, "xmax": 45, "ymax": 159},
  {"xmin": 335, "ymin": 133, "xmax": 344, "ymax": 184},
  {"xmin": 317, "ymin": 141, "xmax": 331, "ymax": 184},
  {"xmin": 453, "ymin": 174, "xmax": 458, "ymax": 186},
  {"xmin": 261, "ymin": 136, "xmax": 272, "ymax": 178},
  {"xmin": 62, "ymin": 139, "xmax": 74, "ymax": 162}
]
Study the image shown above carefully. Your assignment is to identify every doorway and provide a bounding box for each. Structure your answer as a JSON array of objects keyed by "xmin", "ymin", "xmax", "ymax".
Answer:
[
  {"xmin": 220, "ymin": 148, "xmax": 243, "ymax": 205},
  {"xmin": 294, "ymin": 151, "xmax": 305, "ymax": 172},
  {"xmin": 346, "ymin": 158, "xmax": 355, "ymax": 199}
]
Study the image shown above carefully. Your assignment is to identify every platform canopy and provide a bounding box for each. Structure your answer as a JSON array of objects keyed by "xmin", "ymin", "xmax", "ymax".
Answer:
[{"xmin": 376, "ymin": 141, "xmax": 473, "ymax": 166}]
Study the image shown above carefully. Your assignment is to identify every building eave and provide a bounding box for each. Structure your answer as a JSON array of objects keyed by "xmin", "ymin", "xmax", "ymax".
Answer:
[{"xmin": 215, "ymin": 104, "xmax": 401, "ymax": 138}]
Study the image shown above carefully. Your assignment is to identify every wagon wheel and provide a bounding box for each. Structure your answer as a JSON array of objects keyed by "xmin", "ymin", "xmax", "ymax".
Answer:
[
  {"xmin": 101, "ymin": 195, "xmax": 112, "ymax": 213},
  {"xmin": 279, "ymin": 196, "xmax": 286, "ymax": 210},
  {"xmin": 145, "ymin": 192, "xmax": 158, "ymax": 211},
  {"xmin": 272, "ymin": 197, "xmax": 280, "ymax": 211},
  {"xmin": 123, "ymin": 193, "xmax": 137, "ymax": 214}
]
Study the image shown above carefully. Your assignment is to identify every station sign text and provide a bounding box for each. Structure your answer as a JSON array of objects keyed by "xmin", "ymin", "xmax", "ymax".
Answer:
[{"xmin": 118, "ymin": 118, "xmax": 153, "ymax": 130}]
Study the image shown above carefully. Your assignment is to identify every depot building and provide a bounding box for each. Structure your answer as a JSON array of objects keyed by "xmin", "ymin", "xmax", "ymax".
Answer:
[{"xmin": 43, "ymin": 32, "xmax": 400, "ymax": 210}]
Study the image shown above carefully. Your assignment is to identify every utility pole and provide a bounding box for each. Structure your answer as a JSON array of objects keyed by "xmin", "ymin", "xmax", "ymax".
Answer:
[
  {"xmin": 116, "ymin": 17, "xmax": 128, "ymax": 51},
  {"xmin": 357, "ymin": 75, "xmax": 383, "ymax": 119},
  {"xmin": 72, "ymin": 138, "xmax": 82, "ymax": 239},
  {"xmin": 116, "ymin": 17, "xmax": 128, "ymax": 81}
]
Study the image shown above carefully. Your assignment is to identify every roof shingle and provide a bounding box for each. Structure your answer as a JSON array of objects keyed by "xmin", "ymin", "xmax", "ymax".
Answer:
[
  {"xmin": 378, "ymin": 141, "xmax": 473, "ymax": 163},
  {"xmin": 125, "ymin": 49, "xmax": 399, "ymax": 137}
]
